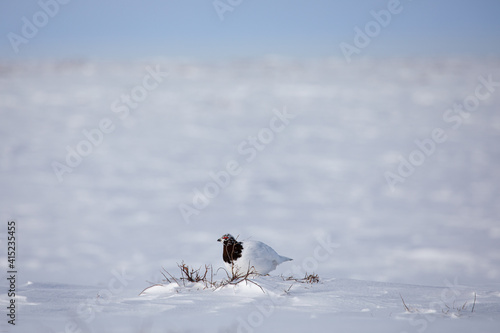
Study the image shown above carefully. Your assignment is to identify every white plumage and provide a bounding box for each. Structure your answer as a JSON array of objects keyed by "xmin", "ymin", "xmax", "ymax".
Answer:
[{"xmin": 217, "ymin": 234, "xmax": 292, "ymax": 275}]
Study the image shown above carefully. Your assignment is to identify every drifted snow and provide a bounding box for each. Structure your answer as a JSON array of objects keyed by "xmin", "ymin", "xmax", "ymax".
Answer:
[{"xmin": 11, "ymin": 277, "xmax": 500, "ymax": 332}]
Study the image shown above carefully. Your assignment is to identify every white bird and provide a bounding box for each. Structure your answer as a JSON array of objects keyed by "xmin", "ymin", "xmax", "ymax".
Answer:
[{"xmin": 217, "ymin": 234, "xmax": 292, "ymax": 275}]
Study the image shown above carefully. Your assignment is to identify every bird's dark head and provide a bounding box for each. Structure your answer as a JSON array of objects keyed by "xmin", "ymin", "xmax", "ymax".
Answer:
[
  {"xmin": 217, "ymin": 234, "xmax": 236, "ymax": 244},
  {"xmin": 217, "ymin": 234, "xmax": 243, "ymax": 264}
]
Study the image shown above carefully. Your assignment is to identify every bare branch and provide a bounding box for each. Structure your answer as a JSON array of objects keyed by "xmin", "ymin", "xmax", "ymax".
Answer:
[
  {"xmin": 471, "ymin": 292, "xmax": 476, "ymax": 313},
  {"xmin": 400, "ymin": 294, "xmax": 411, "ymax": 313}
]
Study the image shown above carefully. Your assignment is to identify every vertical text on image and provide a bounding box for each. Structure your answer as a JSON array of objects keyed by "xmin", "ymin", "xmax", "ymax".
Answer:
[{"xmin": 6, "ymin": 220, "xmax": 17, "ymax": 326}]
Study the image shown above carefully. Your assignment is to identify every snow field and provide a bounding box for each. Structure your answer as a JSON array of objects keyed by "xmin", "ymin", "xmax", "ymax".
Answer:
[{"xmin": 1, "ymin": 56, "xmax": 499, "ymax": 331}]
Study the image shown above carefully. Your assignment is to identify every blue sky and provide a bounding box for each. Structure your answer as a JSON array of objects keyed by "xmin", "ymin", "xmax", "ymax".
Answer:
[{"xmin": 1, "ymin": 0, "xmax": 500, "ymax": 60}]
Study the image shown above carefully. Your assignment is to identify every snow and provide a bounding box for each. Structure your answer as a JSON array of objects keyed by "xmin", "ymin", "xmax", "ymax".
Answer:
[
  {"xmin": 10, "ymin": 277, "xmax": 500, "ymax": 332},
  {"xmin": 1, "ymin": 56, "xmax": 500, "ymax": 331}
]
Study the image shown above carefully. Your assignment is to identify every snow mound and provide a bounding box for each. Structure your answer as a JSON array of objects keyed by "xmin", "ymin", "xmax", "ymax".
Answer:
[{"xmin": 139, "ymin": 275, "xmax": 296, "ymax": 298}]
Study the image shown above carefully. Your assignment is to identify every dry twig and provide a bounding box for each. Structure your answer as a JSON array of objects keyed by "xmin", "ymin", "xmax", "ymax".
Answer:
[{"xmin": 400, "ymin": 294, "xmax": 412, "ymax": 313}]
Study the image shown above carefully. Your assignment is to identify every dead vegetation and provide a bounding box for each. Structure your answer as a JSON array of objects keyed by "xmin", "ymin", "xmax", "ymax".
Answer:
[
  {"xmin": 215, "ymin": 263, "xmax": 264, "ymax": 292},
  {"xmin": 279, "ymin": 273, "xmax": 320, "ymax": 294},
  {"xmin": 160, "ymin": 261, "xmax": 214, "ymax": 287},
  {"xmin": 280, "ymin": 273, "xmax": 320, "ymax": 284},
  {"xmin": 399, "ymin": 292, "xmax": 477, "ymax": 317},
  {"xmin": 140, "ymin": 262, "xmax": 320, "ymax": 296}
]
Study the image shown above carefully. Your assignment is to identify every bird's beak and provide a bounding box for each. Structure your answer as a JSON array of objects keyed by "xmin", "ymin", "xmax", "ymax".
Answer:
[{"xmin": 217, "ymin": 238, "xmax": 222, "ymax": 242}]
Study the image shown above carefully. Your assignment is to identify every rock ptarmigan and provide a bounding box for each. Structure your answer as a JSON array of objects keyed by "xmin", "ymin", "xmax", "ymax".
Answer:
[{"xmin": 217, "ymin": 234, "xmax": 292, "ymax": 275}]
